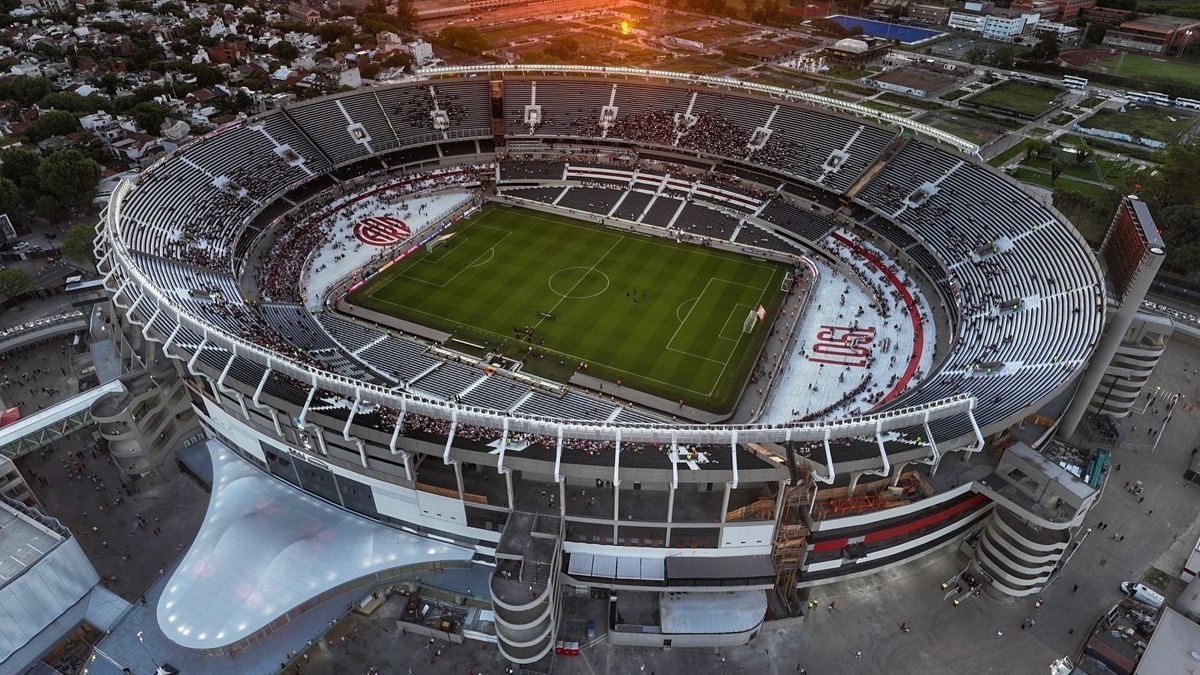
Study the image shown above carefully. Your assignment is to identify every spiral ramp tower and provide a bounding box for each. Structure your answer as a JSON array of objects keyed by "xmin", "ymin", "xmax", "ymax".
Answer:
[
  {"xmin": 490, "ymin": 511, "xmax": 563, "ymax": 664},
  {"xmin": 968, "ymin": 442, "xmax": 1100, "ymax": 597}
]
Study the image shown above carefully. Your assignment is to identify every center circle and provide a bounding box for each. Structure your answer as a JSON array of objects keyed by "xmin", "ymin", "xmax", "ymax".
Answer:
[{"xmin": 548, "ymin": 267, "xmax": 611, "ymax": 299}]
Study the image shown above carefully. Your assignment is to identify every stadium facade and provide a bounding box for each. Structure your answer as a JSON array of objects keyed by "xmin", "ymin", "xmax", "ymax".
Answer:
[{"xmin": 95, "ymin": 66, "xmax": 1109, "ymax": 665}]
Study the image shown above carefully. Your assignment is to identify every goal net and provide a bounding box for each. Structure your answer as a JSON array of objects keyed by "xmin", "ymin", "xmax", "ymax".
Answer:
[
  {"xmin": 743, "ymin": 309, "xmax": 758, "ymax": 334},
  {"xmin": 426, "ymin": 232, "xmax": 457, "ymax": 254}
]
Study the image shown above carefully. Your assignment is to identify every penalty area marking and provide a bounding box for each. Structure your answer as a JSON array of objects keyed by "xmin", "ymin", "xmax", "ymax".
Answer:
[
  {"xmin": 467, "ymin": 246, "xmax": 495, "ymax": 269},
  {"xmin": 718, "ymin": 303, "xmax": 755, "ymax": 342},
  {"xmin": 398, "ymin": 227, "xmax": 511, "ymax": 288}
]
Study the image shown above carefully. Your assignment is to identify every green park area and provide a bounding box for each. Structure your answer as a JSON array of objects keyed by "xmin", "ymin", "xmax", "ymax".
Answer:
[
  {"xmin": 1083, "ymin": 106, "xmax": 1199, "ymax": 143},
  {"xmin": 966, "ymin": 80, "xmax": 1064, "ymax": 117}
]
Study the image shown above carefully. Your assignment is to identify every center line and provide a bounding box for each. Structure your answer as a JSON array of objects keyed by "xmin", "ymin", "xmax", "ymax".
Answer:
[{"xmin": 535, "ymin": 237, "xmax": 622, "ymax": 330}]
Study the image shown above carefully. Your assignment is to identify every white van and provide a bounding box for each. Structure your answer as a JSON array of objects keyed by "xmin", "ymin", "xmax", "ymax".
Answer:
[{"xmin": 1121, "ymin": 581, "xmax": 1165, "ymax": 609}]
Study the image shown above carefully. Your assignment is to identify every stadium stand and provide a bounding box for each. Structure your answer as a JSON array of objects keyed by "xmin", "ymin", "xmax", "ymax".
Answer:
[{"xmin": 101, "ymin": 69, "xmax": 1103, "ymax": 459}]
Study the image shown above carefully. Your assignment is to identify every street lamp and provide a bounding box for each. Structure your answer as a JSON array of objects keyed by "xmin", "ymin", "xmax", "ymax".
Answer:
[{"xmin": 135, "ymin": 631, "xmax": 160, "ymax": 671}]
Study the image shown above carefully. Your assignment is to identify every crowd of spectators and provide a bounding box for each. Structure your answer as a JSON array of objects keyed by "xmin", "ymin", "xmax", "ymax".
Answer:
[
  {"xmin": 149, "ymin": 154, "xmax": 309, "ymax": 271},
  {"xmin": 750, "ymin": 136, "xmax": 823, "ymax": 179},
  {"xmin": 397, "ymin": 88, "xmax": 466, "ymax": 131},
  {"xmin": 677, "ymin": 113, "xmax": 752, "ymax": 158},
  {"xmin": 354, "ymin": 408, "xmax": 728, "ymax": 461},
  {"xmin": 571, "ymin": 110, "xmax": 755, "ymax": 160},
  {"xmin": 254, "ymin": 166, "xmax": 486, "ymax": 302}
]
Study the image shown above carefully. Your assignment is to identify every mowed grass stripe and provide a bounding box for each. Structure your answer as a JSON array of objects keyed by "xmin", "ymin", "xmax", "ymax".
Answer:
[{"xmin": 348, "ymin": 204, "xmax": 790, "ymax": 412}]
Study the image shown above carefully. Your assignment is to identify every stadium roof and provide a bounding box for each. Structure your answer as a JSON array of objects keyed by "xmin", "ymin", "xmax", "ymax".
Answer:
[
  {"xmin": 0, "ymin": 499, "xmax": 63, "ymax": 589},
  {"xmin": 660, "ymin": 590, "xmax": 767, "ymax": 634},
  {"xmin": 157, "ymin": 440, "xmax": 473, "ymax": 649}
]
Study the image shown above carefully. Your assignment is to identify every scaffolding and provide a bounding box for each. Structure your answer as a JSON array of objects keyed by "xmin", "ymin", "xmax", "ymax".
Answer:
[{"xmin": 772, "ymin": 469, "xmax": 813, "ymax": 606}]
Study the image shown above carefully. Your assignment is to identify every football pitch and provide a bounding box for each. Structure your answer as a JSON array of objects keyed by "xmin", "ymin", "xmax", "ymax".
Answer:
[{"xmin": 347, "ymin": 204, "xmax": 791, "ymax": 413}]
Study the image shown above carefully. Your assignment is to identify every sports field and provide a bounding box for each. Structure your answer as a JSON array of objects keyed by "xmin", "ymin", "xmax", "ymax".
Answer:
[
  {"xmin": 1089, "ymin": 52, "xmax": 1200, "ymax": 89},
  {"xmin": 348, "ymin": 205, "xmax": 791, "ymax": 413}
]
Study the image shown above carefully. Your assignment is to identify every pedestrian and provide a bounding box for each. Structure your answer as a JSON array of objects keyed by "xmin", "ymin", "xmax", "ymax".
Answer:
[
  {"xmin": 1068, "ymin": 629, "xmax": 1074, "ymax": 636},
  {"xmin": 1072, "ymin": 584, "xmax": 1079, "ymax": 592},
  {"xmin": 855, "ymin": 650, "xmax": 862, "ymax": 658},
  {"xmin": 828, "ymin": 600, "xmax": 836, "ymax": 611},
  {"xmin": 900, "ymin": 622, "xmax": 909, "ymax": 632},
  {"xmin": 1148, "ymin": 510, "xmax": 1154, "ymax": 516},
  {"xmin": 1116, "ymin": 464, "xmax": 1122, "ymax": 471},
  {"xmin": 1139, "ymin": 496, "xmax": 1145, "ymax": 503},
  {"xmin": 1120, "ymin": 535, "xmax": 1125, "ymax": 542},
  {"xmin": 996, "ymin": 630, "xmax": 1004, "ymax": 638}
]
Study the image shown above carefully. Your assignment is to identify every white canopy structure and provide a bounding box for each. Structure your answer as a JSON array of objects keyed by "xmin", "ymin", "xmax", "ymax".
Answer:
[{"xmin": 157, "ymin": 441, "xmax": 473, "ymax": 650}]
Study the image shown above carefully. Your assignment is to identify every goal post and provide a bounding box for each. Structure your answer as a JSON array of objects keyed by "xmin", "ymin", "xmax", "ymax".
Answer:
[
  {"xmin": 426, "ymin": 232, "xmax": 457, "ymax": 255},
  {"xmin": 743, "ymin": 309, "xmax": 758, "ymax": 334}
]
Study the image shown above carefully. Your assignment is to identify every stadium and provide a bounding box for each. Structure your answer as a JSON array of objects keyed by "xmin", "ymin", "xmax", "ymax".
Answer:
[{"xmin": 95, "ymin": 65, "xmax": 1107, "ymax": 666}]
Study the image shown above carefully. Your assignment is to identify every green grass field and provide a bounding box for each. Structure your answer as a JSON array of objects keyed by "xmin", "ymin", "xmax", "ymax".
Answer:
[
  {"xmin": 1083, "ymin": 106, "xmax": 1198, "ymax": 142},
  {"xmin": 967, "ymin": 80, "xmax": 1064, "ymax": 117},
  {"xmin": 987, "ymin": 138, "xmax": 1036, "ymax": 167},
  {"xmin": 481, "ymin": 20, "xmax": 559, "ymax": 46},
  {"xmin": 1089, "ymin": 52, "xmax": 1200, "ymax": 88},
  {"xmin": 348, "ymin": 206, "xmax": 789, "ymax": 412}
]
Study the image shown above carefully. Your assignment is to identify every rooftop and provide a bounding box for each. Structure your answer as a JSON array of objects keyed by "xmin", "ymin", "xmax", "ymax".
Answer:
[
  {"xmin": 870, "ymin": 66, "xmax": 957, "ymax": 93},
  {"xmin": 0, "ymin": 497, "xmax": 65, "ymax": 588},
  {"xmin": 1124, "ymin": 13, "xmax": 1200, "ymax": 30},
  {"xmin": 660, "ymin": 590, "xmax": 767, "ymax": 634},
  {"xmin": 1131, "ymin": 607, "xmax": 1200, "ymax": 674},
  {"xmin": 157, "ymin": 440, "xmax": 474, "ymax": 650}
]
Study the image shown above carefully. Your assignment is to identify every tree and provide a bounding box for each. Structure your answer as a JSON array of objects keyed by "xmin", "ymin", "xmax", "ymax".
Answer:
[
  {"xmin": 62, "ymin": 221, "xmax": 97, "ymax": 270},
  {"xmin": 25, "ymin": 110, "xmax": 80, "ymax": 142},
  {"xmin": 38, "ymin": 92, "xmax": 106, "ymax": 114},
  {"xmin": 34, "ymin": 42, "xmax": 62, "ymax": 59},
  {"xmin": 97, "ymin": 73, "xmax": 125, "ymax": 96},
  {"xmin": 1049, "ymin": 159, "xmax": 1066, "ymax": 183},
  {"xmin": 360, "ymin": 62, "xmax": 382, "ymax": 80},
  {"xmin": 1158, "ymin": 204, "xmax": 1200, "ymax": 271},
  {"xmin": 1028, "ymin": 31, "xmax": 1060, "ymax": 62},
  {"xmin": 217, "ymin": 90, "xmax": 255, "ymax": 115},
  {"xmin": 0, "ymin": 177, "xmax": 23, "ymax": 225},
  {"xmin": 1131, "ymin": 143, "xmax": 1200, "ymax": 213},
  {"xmin": 437, "ymin": 25, "xmax": 489, "ymax": 54},
  {"xmin": 36, "ymin": 149, "xmax": 102, "ymax": 210},
  {"xmin": 5, "ymin": 76, "xmax": 52, "ymax": 106},
  {"xmin": 989, "ymin": 46, "xmax": 1018, "ymax": 70},
  {"xmin": 382, "ymin": 52, "xmax": 412, "ymax": 70},
  {"xmin": 270, "ymin": 40, "xmax": 299, "ymax": 61},
  {"xmin": 1025, "ymin": 139, "xmax": 1047, "ymax": 161},
  {"xmin": 1, "ymin": 147, "xmax": 43, "ymax": 187},
  {"xmin": 128, "ymin": 102, "xmax": 172, "ymax": 135},
  {"xmin": 35, "ymin": 194, "xmax": 66, "ymax": 221},
  {"xmin": 963, "ymin": 46, "xmax": 989, "ymax": 65},
  {"xmin": 0, "ymin": 268, "xmax": 36, "ymax": 304},
  {"xmin": 314, "ymin": 23, "xmax": 355, "ymax": 44},
  {"xmin": 183, "ymin": 63, "xmax": 224, "ymax": 88},
  {"xmin": 544, "ymin": 36, "xmax": 579, "ymax": 62}
]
